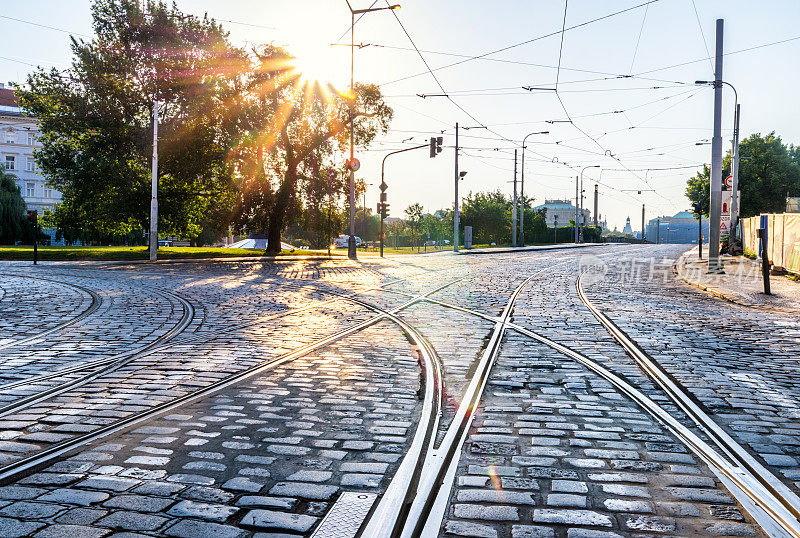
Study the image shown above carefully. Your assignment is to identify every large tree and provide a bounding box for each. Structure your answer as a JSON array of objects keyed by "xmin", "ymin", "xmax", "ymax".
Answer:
[
  {"xmin": 19, "ymin": 0, "xmax": 246, "ymax": 240},
  {"xmin": 460, "ymin": 190, "xmax": 511, "ymax": 244},
  {"xmin": 231, "ymin": 45, "xmax": 392, "ymax": 254},
  {"xmin": 0, "ymin": 170, "xmax": 28, "ymax": 244},
  {"xmin": 686, "ymin": 132, "xmax": 800, "ymax": 217}
]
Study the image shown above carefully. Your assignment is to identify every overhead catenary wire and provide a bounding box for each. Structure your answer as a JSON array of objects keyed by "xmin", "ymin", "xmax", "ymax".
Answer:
[{"xmin": 379, "ymin": 0, "xmax": 662, "ymax": 87}]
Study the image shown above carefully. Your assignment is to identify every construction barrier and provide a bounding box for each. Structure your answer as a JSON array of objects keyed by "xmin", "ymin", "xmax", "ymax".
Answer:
[{"xmin": 742, "ymin": 213, "xmax": 800, "ymax": 274}]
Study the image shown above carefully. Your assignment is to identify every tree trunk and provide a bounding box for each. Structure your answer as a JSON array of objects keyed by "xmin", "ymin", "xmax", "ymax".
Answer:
[{"xmin": 266, "ymin": 163, "xmax": 296, "ymax": 255}]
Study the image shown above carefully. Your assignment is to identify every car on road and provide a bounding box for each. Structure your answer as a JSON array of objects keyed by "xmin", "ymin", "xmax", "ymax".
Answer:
[{"xmin": 333, "ymin": 235, "xmax": 362, "ymax": 248}]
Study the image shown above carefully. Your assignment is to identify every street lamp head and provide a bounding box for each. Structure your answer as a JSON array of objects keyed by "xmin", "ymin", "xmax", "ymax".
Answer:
[
  {"xmin": 389, "ymin": 4, "xmax": 400, "ymax": 9},
  {"xmin": 459, "ymin": 171, "xmax": 468, "ymax": 178},
  {"xmin": 695, "ymin": 80, "xmax": 710, "ymax": 85}
]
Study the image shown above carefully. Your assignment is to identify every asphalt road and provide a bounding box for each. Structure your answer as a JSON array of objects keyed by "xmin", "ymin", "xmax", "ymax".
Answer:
[{"xmin": 0, "ymin": 244, "xmax": 797, "ymax": 537}]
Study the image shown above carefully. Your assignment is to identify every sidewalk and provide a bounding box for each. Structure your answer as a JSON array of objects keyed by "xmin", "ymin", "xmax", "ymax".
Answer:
[{"xmin": 674, "ymin": 247, "xmax": 800, "ymax": 313}]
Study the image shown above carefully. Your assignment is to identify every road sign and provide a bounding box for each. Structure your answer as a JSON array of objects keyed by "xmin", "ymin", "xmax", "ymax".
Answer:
[
  {"xmin": 379, "ymin": 181, "xmax": 388, "ymax": 192},
  {"xmin": 347, "ymin": 158, "xmax": 360, "ymax": 172},
  {"xmin": 724, "ymin": 175, "xmax": 733, "ymax": 189}
]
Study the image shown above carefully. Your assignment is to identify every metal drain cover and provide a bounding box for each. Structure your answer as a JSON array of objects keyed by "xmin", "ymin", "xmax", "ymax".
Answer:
[{"xmin": 311, "ymin": 491, "xmax": 378, "ymax": 538}]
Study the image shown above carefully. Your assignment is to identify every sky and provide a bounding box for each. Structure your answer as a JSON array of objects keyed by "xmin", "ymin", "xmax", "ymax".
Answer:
[{"xmin": 2, "ymin": 0, "xmax": 799, "ymax": 231}]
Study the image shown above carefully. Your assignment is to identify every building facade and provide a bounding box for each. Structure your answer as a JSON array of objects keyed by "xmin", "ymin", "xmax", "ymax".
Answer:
[
  {"xmin": 532, "ymin": 199, "xmax": 591, "ymax": 227},
  {"xmin": 1, "ymin": 84, "xmax": 65, "ymax": 243},
  {"xmin": 646, "ymin": 211, "xmax": 709, "ymax": 244}
]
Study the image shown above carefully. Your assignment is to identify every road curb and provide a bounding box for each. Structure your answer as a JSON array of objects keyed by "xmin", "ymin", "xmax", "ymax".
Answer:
[{"xmin": 456, "ymin": 243, "xmax": 608, "ymax": 255}]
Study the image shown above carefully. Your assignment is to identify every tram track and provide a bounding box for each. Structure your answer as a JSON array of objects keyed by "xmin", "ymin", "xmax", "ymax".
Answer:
[
  {"xmin": 577, "ymin": 270, "xmax": 800, "ymax": 537},
  {"xmin": 0, "ymin": 273, "xmax": 102, "ymax": 351},
  {"xmin": 352, "ymin": 248, "xmax": 800, "ymax": 538},
  {"xmin": 0, "ymin": 275, "xmax": 460, "ymax": 487}
]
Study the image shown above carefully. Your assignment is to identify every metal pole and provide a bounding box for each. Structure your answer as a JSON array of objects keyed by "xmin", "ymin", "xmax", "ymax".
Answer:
[
  {"xmin": 758, "ymin": 227, "xmax": 771, "ymax": 294},
  {"xmin": 574, "ymin": 176, "xmax": 579, "ymax": 243},
  {"xmin": 709, "ymin": 18, "xmax": 724, "ymax": 272},
  {"xmin": 698, "ymin": 214, "xmax": 703, "ymax": 259},
  {"xmin": 520, "ymin": 145, "xmax": 525, "ymax": 247},
  {"xmin": 641, "ymin": 204, "xmax": 645, "ymax": 243},
  {"xmin": 347, "ymin": 11, "xmax": 357, "ymax": 260},
  {"xmin": 731, "ymin": 103, "xmax": 741, "ymax": 237},
  {"xmin": 593, "ymin": 184, "xmax": 598, "ymax": 227},
  {"xmin": 512, "ymin": 149, "xmax": 517, "ymax": 247},
  {"xmin": 149, "ymin": 100, "xmax": 159, "ymax": 262},
  {"xmin": 579, "ymin": 173, "xmax": 583, "ymax": 243},
  {"xmin": 454, "ymin": 123, "xmax": 459, "ymax": 252},
  {"xmin": 657, "ymin": 218, "xmax": 660, "ymax": 244}
]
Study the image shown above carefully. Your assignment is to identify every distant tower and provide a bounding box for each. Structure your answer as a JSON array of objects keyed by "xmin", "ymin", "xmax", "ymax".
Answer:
[{"xmin": 622, "ymin": 216, "xmax": 633, "ymax": 235}]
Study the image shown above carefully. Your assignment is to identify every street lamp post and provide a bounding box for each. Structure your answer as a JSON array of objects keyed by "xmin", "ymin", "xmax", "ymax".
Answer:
[
  {"xmin": 344, "ymin": 1, "xmax": 400, "ymax": 260},
  {"xmin": 696, "ymin": 78, "xmax": 740, "ymax": 239},
  {"xmin": 580, "ymin": 165, "xmax": 600, "ymax": 243},
  {"xmin": 380, "ymin": 144, "xmax": 427, "ymax": 257},
  {"xmin": 520, "ymin": 130, "xmax": 548, "ymax": 246}
]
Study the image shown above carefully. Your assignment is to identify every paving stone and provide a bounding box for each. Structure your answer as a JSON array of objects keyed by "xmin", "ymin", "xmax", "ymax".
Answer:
[
  {"xmin": 706, "ymin": 521, "xmax": 757, "ymax": 536},
  {"xmin": 240, "ymin": 509, "xmax": 318, "ymax": 532},
  {"xmin": 0, "ymin": 516, "xmax": 45, "ymax": 537},
  {"xmin": 167, "ymin": 499, "xmax": 238, "ymax": 522},
  {"xmin": 39, "ymin": 489, "xmax": 110, "ymax": 506},
  {"xmin": 55, "ymin": 508, "xmax": 108, "ymax": 525},
  {"xmin": 453, "ymin": 504, "xmax": 519, "ymax": 521},
  {"xmin": 532, "ymin": 509, "xmax": 613, "ymax": 527},
  {"xmin": 457, "ymin": 490, "xmax": 536, "ymax": 505},
  {"xmin": 76, "ymin": 477, "xmax": 140, "ymax": 492},
  {"xmin": 0, "ymin": 500, "xmax": 65, "ymax": 518},
  {"xmin": 268, "ymin": 482, "xmax": 338, "ymax": 500},
  {"xmin": 33, "ymin": 524, "xmax": 111, "ymax": 538},
  {"xmin": 103, "ymin": 495, "xmax": 174, "ymax": 513},
  {"xmin": 164, "ymin": 519, "xmax": 248, "ymax": 538},
  {"xmin": 511, "ymin": 526, "xmax": 555, "ymax": 538},
  {"xmin": 96, "ymin": 511, "xmax": 167, "ymax": 531},
  {"xmin": 445, "ymin": 520, "xmax": 498, "ymax": 537}
]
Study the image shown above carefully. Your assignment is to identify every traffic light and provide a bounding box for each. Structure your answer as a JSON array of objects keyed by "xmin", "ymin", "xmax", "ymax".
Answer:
[
  {"xmin": 27, "ymin": 210, "xmax": 37, "ymax": 225},
  {"xmin": 429, "ymin": 136, "xmax": 443, "ymax": 158},
  {"xmin": 381, "ymin": 203, "xmax": 389, "ymax": 219},
  {"xmin": 691, "ymin": 202, "xmax": 703, "ymax": 217}
]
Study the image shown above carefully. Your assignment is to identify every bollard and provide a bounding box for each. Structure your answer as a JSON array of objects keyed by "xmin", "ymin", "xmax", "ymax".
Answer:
[{"xmin": 757, "ymin": 228, "xmax": 771, "ymax": 295}]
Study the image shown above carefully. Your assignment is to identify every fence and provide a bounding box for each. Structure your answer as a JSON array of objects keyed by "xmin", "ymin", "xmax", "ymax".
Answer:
[{"xmin": 742, "ymin": 213, "xmax": 800, "ymax": 274}]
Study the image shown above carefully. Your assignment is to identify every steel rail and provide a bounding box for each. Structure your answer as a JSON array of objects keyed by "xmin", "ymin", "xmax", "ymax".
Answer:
[
  {"xmin": 576, "ymin": 271, "xmax": 800, "ymax": 537},
  {"xmin": 356, "ymin": 244, "xmax": 799, "ymax": 538},
  {"xmin": 0, "ymin": 263, "xmax": 445, "ymax": 401},
  {"xmin": 0, "ymin": 274, "xmax": 102, "ymax": 351},
  {"xmin": 0, "ymin": 277, "xmax": 458, "ymax": 486},
  {"xmin": 359, "ymin": 271, "xmax": 538, "ymax": 538},
  {"xmin": 0, "ymin": 288, "xmax": 195, "ymax": 420}
]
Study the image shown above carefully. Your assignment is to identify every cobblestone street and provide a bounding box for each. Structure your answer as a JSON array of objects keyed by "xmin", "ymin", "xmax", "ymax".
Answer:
[{"xmin": 0, "ymin": 244, "xmax": 798, "ymax": 537}]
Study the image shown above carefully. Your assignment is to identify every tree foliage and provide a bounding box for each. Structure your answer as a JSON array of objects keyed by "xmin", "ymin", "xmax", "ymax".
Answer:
[
  {"xmin": 231, "ymin": 45, "xmax": 392, "ymax": 253},
  {"xmin": 0, "ymin": 170, "xmax": 29, "ymax": 244},
  {"xmin": 686, "ymin": 132, "xmax": 800, "ymax": 217},
  {"xmin": 460, "ymin": 190, "xmax": 511, "ymax": 244}
]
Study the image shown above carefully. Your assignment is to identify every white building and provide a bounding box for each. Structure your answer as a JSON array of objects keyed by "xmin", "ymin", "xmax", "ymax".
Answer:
[
  {"xmin": 532, "ymin": 199, "xmax": 591, "ymax": 227},
  {"xmin": 1, "ymin": 84, "xmax": 65, "ymax": 243}
]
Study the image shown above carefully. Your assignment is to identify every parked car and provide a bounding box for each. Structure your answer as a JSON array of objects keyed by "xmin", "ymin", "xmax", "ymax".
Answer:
[
  {"xmin": 424, "ymin": 240, "xmax": 437, "ymax": 247},
  {"xmin": 333, "ymin": 235, "xmax": 362, "ymax": 248},
  {"xmin": 158, "ymin": 240, "xmax": 173, "ymax": 247}
]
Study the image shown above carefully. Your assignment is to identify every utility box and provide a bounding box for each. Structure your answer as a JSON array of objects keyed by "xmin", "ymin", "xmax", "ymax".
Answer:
[{"xmin": 464, "ymin": 226, "xmax": 473, "ymax": 249}]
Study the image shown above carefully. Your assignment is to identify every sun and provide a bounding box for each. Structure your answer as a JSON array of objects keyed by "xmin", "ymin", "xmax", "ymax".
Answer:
[{"xmin": 289, "ymin": 39, "xmax": 349, "ymax": 90}]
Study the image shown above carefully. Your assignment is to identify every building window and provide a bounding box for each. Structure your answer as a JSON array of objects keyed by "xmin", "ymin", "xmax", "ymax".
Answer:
[
  {"xmin": 5, "ymin": 130, "xmax": 14, "ymax": 144},
  {"xmin": 44, "ymin": 187, "xmax": 52, "ymax": 198},
  {"xmin": 4, "ymin": 155, "xmax": 15, "ymax": 170},
  {"xmin": 26, "ymin": 157, "xmax": 35, "ymax": 172},
  {"xmin": 27, "ymin": 133, "xmax": 35, "ymax": 146},
  {"xmin": 26, "ymin": 182, "xmax": 35, "ymax": 197}
]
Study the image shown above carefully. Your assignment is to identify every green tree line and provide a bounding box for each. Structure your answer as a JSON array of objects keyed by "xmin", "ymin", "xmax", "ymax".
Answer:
[
  {"xmin": 16, "ymin": 0, "xmax": 391, "ymax": 252},
  {"xmin": 686, "ymin": 132, "xmax": 800, "ymax": 217}
]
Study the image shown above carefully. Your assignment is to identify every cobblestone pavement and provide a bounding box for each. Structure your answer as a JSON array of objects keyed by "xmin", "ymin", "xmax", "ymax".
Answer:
[{"xmin": 0, "ymin": 245, "xmax": 796, "ymax": 537}]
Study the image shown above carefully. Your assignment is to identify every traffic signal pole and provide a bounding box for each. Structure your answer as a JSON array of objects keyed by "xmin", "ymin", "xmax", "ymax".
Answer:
[{"xmin": 379, "ymin": 143, "xmax": 429, "ymax": 257}]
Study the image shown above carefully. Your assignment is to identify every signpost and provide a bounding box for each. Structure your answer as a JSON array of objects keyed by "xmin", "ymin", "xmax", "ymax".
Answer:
[{"xmin": 464, "ymin": 226, "xmax": 473, "ymax": 249}]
